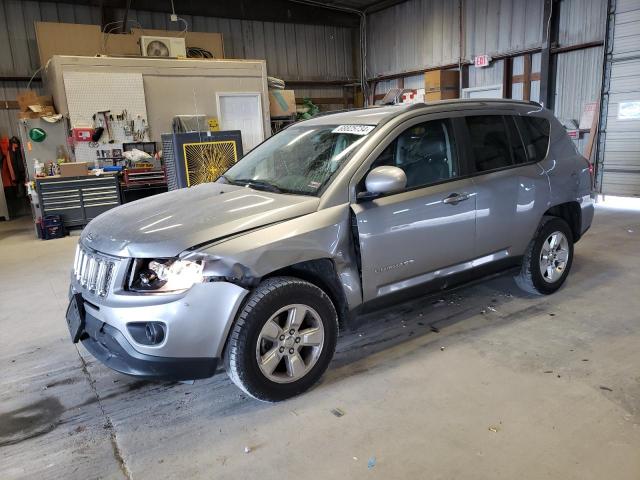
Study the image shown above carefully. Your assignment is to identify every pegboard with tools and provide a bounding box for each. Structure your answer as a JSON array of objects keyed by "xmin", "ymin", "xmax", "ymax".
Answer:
[{"xmin": 62, "ymin": 71, "xmax": 151, "ymax": 167}]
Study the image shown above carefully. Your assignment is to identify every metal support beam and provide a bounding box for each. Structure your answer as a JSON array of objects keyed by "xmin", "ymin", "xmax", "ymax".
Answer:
[
  {"xmin": 502, "ymin": 57, "xmax": 512, "ymax": 99},
  {"xmin": 460, "ymin": 64, "xmax": 469, "ymax": 91},
  {"xmin": 595, "ymin": 0, "xmax": 616, "ymax": 192},
  {"xmin": 523, "ymin": 53, "xmax": 532, "ymax": 101},
  {"xmin": 539, "ymin": 0, "xmax": 560, "ymax": 108},
  {"xmin": 120, "ymin": 0, "xmax": 132, "ymax": 33}
]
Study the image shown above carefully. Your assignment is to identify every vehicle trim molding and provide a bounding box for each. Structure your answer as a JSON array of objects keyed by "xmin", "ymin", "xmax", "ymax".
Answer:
[{"xmin": 377, "ymin": 249, "xmax": 511, "ymax": 297}]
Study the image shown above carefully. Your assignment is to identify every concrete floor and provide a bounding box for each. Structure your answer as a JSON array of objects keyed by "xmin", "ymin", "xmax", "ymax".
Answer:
[{"xmin": 1, "ymin": 205, "xmax": 639, "ymax": 479}]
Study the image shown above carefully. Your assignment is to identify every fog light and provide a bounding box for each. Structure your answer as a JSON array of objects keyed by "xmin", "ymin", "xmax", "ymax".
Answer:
[
  {"xmin": 145, "ymin": 322, "xmax": 164, "ymax": 344},
  {"xmin": 127, "ymin": 322, "xmax": 166, "ymax": 345}
]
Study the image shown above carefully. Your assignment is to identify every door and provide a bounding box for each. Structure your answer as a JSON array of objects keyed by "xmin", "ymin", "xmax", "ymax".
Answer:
[
  {"xmin": 598, "ymin": 1, "xmax": 640, "ymax": 196},
  {"xmin": 216, "ymin": 93, "xmax": 264, "ymax": 153},
  {"xmin": 351, "ymin": 118, "xmax": 477, "ymax": 302},
  {"xmin": 462, "ymin": 114, "xmax": 549, "ymax": 258},
  {"xmin": 462, "ymin": 84, "xmax": 504, "ymax": 99}
]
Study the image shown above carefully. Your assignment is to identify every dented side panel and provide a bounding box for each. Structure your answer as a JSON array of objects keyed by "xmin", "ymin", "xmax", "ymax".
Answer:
[{"xmin": 191, "ymin": 204, "xmax": 364, "ymax": 311}]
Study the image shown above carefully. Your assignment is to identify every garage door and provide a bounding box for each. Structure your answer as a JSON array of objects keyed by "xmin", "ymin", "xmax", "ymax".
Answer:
[{"xmin": 599, "ymin": 0, "xmax": 640, "ymax": 196}]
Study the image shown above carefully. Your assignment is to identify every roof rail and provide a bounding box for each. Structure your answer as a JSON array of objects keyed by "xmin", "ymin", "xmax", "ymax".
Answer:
[{"xmin": 313, "ymin": 107, "xmax": 364, "ymax": 118}]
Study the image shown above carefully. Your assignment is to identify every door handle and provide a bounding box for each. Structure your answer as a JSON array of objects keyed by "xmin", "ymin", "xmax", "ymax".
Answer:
[{"xmin": 443, "ymin": 193, "xmax": 470, "ymax": 205}]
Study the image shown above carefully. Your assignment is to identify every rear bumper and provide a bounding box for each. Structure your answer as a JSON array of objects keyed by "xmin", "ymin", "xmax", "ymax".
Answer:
[
  {"xmin": 578, "ymin": 193, "xmax": 595, "ymax": 241},
  {"xmin": 80, "ymin": 309, "xmax": 218, "ymax": 381}
]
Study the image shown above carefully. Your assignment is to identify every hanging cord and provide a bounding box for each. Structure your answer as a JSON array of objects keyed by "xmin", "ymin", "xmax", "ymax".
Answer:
[
  {"xmin": 101, "ymin": 20, "xmax": 147, "ymax": 54},
  {"xmin": 169, "ymin": 0, "xmax": 189, "ymax": 37},
  {"xmin": 187, "ymin": 47, "xmax": 213, "ymax": 59},
  {"xmin": 26, "ymin": 58, "xmax": 52, "ymax": 91}
]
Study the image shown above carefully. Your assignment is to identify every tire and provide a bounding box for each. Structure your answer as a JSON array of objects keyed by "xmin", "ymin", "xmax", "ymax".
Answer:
[
  {"xmin": 515, "ymin": 216, "xmax": 574, "ymax": 295},
  {"xmin": 223, "ymin": 276, "xmax": 338, "ymax": 402}
]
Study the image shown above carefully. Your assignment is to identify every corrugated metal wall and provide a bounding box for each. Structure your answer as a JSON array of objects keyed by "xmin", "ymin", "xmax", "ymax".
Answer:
[
  {"xmin": 366, "ymin": 0, "xmax": 606, "ymax": 157},
  {"xmin": 554, "ymin": 47, "xmax": 604, "ymax": 126},
  {"xmin": 120, "ymin": 9, "xmax": 355, "ymax": 82},
  {"xmin": 553, "ymin": 0, "xmax": 607, "ymax": 155},
  {"xmin": 467, "ymin": 60, "xmax": 504, "ymax": 88},
  {"xmin": 366, "ymin": 0, "xmax": 545, "ymax": 79},
  {"xmin": 366, "ymin": 0, "xmax": 460, "ymax": 78},
  {"xmin": 464, "ymin": 0, "xmax": 543, "ymax": 58},
  {"xmin": 0, "ymin": 0, "xmax": 356, "ymax": 137},
  {"xmin": 366, "ymin": 0, "xmax": 605, "ymax": 82},
  {"xmin": 558, "ymin": 0, "xmax": 607, "ymax": 45}
]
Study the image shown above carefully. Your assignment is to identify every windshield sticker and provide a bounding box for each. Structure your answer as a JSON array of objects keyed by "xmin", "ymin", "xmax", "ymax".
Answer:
[
  {"xmin": 332, "ymin": 125, "xmax": 375, "ymax": 135},
  {"xmin": 307, "ymin": 181, "xmax": 321, "ymax": 189}
]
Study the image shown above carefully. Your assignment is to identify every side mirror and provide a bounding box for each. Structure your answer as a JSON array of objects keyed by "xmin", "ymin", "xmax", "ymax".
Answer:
[{"xmin": 363, "ymin": 166, "xmax": 407, "ymax": 197}]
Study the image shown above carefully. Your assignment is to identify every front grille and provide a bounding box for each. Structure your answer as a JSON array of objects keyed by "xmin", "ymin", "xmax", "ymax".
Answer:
[{"xmin": 73, "ymin": 244, "xmax": 116, "ymax": 297}]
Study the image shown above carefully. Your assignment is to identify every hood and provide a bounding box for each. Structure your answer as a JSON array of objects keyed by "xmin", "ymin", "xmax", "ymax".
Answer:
[{"xmin": 81, "ymin": 183, "xmax": 319, "ymax": 257}]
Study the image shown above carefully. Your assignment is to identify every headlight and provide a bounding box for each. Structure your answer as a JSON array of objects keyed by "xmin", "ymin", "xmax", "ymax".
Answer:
[{"xmin": 130, "ymin": 258, "xmax": 204, "ymax": 293}]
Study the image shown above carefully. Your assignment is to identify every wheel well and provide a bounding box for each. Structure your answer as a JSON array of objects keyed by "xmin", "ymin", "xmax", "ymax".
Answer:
[
  {"xmin": 544, "ymin": 202, "xmax": 582, "ymax": 241},
  {"xmin": 264, "ymin": 259, "xmax": 348, "ymax": 329}
]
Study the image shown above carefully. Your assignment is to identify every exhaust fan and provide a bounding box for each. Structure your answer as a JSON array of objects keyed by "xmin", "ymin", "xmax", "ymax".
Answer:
[{"xmin": 140, "ymin": 36, "xmax": 187, "ymax": 58}]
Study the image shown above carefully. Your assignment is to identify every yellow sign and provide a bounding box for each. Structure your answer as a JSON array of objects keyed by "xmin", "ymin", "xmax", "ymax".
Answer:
[
  {"xmin": 182, "ymin": 141, "xmax": 239, "ymax": 187},
  {"xmin": 207, "ymin": 118, "xmax": 220, "ymax": 131}
]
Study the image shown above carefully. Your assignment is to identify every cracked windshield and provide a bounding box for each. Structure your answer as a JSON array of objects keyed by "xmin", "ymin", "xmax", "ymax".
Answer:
[{"xmin": 222, "ymin": 124, "xmax": 374, "ymax": 195}]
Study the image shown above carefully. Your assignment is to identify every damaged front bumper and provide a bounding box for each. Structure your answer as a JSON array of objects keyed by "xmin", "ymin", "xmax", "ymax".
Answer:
[
  {"xmin": 69, "ymin": 280, "xmax": 249, "ymax": 381},
  {"xmin": 80, "ymin": 310, "xmax": 219, "ymax": 380}
]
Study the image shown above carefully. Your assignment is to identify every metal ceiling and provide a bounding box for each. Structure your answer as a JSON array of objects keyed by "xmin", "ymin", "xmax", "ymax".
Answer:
[
  {"xmin": 32, "ymin": 0, "xmax": 412, "ymax": 27},
  {"xmin": 296, "ymin": 0, "xmax": 410, "ymax": 13}
]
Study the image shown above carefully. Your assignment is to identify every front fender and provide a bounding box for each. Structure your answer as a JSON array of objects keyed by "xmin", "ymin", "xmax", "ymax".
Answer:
[{"xmin": 192, "ymin": 204, "xmax": 363, "ymax": 311}]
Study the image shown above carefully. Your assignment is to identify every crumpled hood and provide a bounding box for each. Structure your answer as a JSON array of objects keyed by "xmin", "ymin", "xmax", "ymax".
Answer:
[{"xmin": 81, "ymin": 183, "xmax": 319, "ymax": 257}]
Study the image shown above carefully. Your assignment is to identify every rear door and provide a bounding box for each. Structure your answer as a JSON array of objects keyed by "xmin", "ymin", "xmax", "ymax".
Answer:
[
  {"xmin": 351, "ymin": 116, "xmax": 477, "ymax": 302},
  {"xmin": 462, "ymin": 114, "xmax": 549, "ymax": 258}
]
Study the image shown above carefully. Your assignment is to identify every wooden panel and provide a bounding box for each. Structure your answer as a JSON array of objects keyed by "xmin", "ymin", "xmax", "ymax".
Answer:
[{"xmin": 35, "ymin": 22, "xmax": 102, "ymax": 69}]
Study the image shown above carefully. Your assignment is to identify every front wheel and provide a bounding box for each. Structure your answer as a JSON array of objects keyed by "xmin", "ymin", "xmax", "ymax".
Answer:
[
  {"xmin": 223, "ymin": 277, "xmax": 338, "ymax": 402},
  {"xmin": 515, "ymin": 216, "xmax": 574, "ymax": 295}
]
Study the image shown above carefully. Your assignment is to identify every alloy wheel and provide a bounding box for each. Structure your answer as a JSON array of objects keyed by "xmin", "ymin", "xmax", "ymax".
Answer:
[
  {"xmin": 539, "ymin": 231, "xmax": 570, "ymax": 283},
  {"xmin": 255, "ymin": 304, "xmax": 325, "ymax": 384}
]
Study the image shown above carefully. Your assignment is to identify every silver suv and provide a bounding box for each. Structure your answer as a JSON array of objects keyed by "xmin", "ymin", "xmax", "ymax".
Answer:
[{"xmin": 66, "ymin": 100, "xmax": 594, "ymax": 402}]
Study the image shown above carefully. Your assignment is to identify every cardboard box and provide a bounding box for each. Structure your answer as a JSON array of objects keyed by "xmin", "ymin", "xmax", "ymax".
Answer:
[
  {"xmin": 425, "ymin": 90, "xmax": 459, "ymax": 102},
  {"xmin": 425, "ymin": 70, "xmax": 459, "ymax": 93},
  {"xmin": 60, "ymin": 162, "xmax": 89, "ymax": 177},
  {"xmin": 35, "ymin": 22, "xmax": 102, "ymax": 69},
  {"xmin": 17, "ymin": 90, "xmax": 53, "ymax": 112},
  {"xmin": 269, "ymin": 90, "xmax": 296, "ymax": 117}
]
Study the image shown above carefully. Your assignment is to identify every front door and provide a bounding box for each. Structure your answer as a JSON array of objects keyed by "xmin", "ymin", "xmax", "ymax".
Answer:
[{"xmin": 351, "ymin": 118, "xmax": 477, "ymax": 302}]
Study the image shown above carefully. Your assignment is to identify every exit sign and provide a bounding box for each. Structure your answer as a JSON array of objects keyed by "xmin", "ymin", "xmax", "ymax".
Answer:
[{"xmin": 474, "ymin": 54, "xmax": 491, "ymax": 68}]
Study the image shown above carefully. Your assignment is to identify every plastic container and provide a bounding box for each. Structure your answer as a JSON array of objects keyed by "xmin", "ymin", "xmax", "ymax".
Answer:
[{"xmin": 42, "ymin": 214, "xmax": 66, "ymax": 240}]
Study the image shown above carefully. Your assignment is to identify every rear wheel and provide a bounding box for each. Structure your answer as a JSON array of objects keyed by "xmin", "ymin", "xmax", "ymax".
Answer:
[
  {"xmin": 515, "ymin": 216, "xmax": 574, "ymax": 295},
  {"xmin": 224, "ymin": 276, "xmax": 338, "ymax": 402}
]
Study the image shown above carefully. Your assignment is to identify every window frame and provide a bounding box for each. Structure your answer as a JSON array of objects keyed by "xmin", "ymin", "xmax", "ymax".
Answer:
[
  {"xmin": 514, "ymin": 115, "xmax": 551, "ymax": 163},
  {"xmin": 504, "ymin": 115, "xmax": 530, "ymax": 165},
  {"xmin": 458, "ymin": 113, "xmax": 543, "ymax": 177},
  {"xmin": 352, "ymin": 115, "xmax": 469, "ymax": 201}
]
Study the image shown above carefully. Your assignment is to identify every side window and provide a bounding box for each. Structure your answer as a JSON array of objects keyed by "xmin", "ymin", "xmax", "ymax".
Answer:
[
  {"xmin": 368, "ymin": 119, "xmax": 459, "ymax": 190},
  {"xmin": 516, "ymin": 116, "xmax": 550, "ymax": 162},
  {"xmin": 505, "ymin": 116, "xmax": 528, "ymax": 165},
  {"xmin": 465, "ymin": 115, "xmax": 514, "ymax": 172}
]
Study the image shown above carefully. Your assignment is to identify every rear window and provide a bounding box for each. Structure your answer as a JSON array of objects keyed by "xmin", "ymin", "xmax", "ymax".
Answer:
[
  {"xmin": 465, "ymin": 115, "xmax": 513, "ymax": 172},
  {"xmin": 516, "ymin": 116, "xmax": 550, "ymax": 162}
]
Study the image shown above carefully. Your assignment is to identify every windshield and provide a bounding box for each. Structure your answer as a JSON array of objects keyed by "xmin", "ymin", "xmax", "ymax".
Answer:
[{"xmin": 221, "ymin": 124, "xmax": 374, "ymax": 195}]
